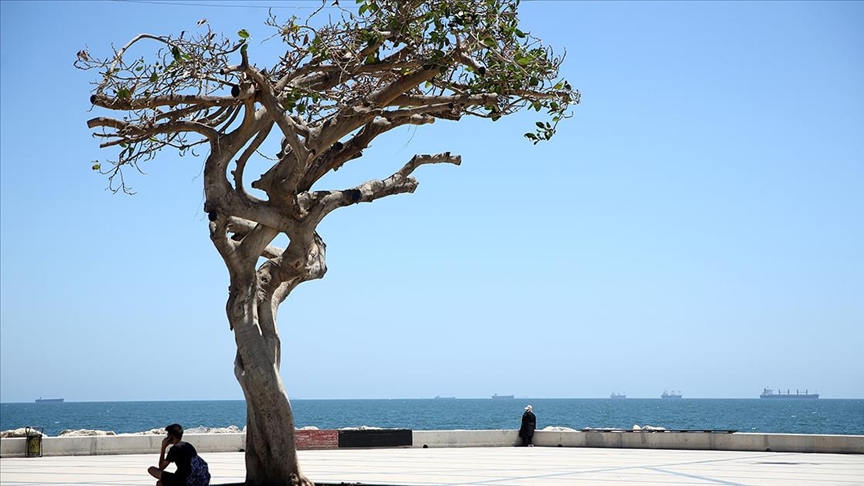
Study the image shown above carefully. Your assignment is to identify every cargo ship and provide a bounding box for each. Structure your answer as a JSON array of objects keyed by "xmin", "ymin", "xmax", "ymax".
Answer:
[
  {"xmin": 759, "ymin": 387, "xmax": 819, "ymax": 399},
  {"xmin": 610, "ymin": 392, "xmax": 626, "ymax": 399},
  {"xmin": 491, "ymin": 394, "xmax": 514, "ymax": 399},
  {"xmin": 35, "ymin": 397, "xmax": 64, "ymax": 403},
  {"xmin": 661, "ymin": 390, "xmax": 682, "ymax": 399}
]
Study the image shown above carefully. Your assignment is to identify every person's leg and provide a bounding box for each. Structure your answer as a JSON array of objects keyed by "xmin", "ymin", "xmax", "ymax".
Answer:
[{"xmin": 157, "ymin": 470, "xmax": 178, "ymax": 486}]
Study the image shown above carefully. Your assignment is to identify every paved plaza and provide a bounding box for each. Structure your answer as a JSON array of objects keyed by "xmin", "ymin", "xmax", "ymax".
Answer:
[{"xmin": 1, "ymin": 447, "xmax": 863, "ymax": 485}]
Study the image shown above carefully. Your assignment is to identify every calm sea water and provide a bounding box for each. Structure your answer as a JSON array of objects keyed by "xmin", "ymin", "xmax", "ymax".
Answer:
[{"xmin": 2, "ymin": 399, "xmax": 862, "ymax": 437}]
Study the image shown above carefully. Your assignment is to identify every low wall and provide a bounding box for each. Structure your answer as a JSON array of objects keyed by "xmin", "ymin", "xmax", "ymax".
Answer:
[
  {"xmin": 0, "ymin": 433, "xmax": 246, "ymax": 458},
  {"xmin": 413, "ymin": 430, "xmax": 519, "ymax": 448},
  {"xmin": 531, "ymin": 430, "xmax": 864, "ymax": 454},
  {"xmin": 413, "ymin": 430, "xmax": 864, "ymax": 454},
  {"xmin": 2, "ymin": 430, "xmax": 862, "ymax": 458}
]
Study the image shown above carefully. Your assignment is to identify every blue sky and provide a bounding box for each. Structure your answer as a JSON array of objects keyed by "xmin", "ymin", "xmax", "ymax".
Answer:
[{"xmin": 1, "ymin": 0, "xmax": 862, "ymax": 402}]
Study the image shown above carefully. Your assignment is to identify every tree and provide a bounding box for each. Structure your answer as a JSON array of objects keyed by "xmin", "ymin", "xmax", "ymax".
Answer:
[{"xmin": 78, "ymin": 1, "xmax": 578, "ymax": 484}]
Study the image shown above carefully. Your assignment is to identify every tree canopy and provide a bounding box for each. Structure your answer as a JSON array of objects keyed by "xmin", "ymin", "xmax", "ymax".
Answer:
[{"xmin": 78, "ymin": 0, "xmax": 577, "ymax": 195}]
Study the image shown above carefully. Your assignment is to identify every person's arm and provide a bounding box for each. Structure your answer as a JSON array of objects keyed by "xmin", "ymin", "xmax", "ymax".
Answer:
[{"xmin": 158, "ymin": 437, "xmax": 172, "ymax": 470}]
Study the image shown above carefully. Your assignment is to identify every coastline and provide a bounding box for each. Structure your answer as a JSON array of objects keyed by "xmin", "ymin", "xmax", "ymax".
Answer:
[
  {"xmin": 4, "ymin": 398, "xmax": 863, "ymax": 437},
  {"xmin": 2, "ymin": 428, "xmax": 863, "ymax": 458}
]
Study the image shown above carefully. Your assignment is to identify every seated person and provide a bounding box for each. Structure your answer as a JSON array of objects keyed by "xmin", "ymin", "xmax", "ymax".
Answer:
[{"xmin": 147, "ymin": 423, "xmax": 210, "ymax": 486}]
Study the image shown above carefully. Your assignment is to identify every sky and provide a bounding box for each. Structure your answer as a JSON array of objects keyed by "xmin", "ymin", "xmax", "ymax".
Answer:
[{"xmin": 1, "ymin": 0, "xmax": 862, "ymax": 403}]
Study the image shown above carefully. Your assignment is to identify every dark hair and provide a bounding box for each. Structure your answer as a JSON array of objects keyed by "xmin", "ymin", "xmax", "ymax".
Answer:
[{"xmin": 165, "ymin": 423, "xmax": 184, "ymax": 440}]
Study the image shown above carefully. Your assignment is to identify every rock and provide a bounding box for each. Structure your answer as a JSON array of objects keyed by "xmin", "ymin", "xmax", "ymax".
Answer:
[
  {"xmin": 127, "ymin": 428, "xmax": 166, "ymax": 436},
  {"xmin": 126, "ymin": 426, "xmax": 243, "ymax": 435},
  {"xmin": 582, "ymin": 427, "xmax": 623, "ymax": 432},
  {"xmin": 58, "ymin": 429, "xmax": 116, "ymax": 436},
  {"xmin": 0, "ymin": 428, "xmax": 45, "ymax": 438},
  {"xmin": 185, "ymin": 425, "xmax": 242, "ymax": 434}
]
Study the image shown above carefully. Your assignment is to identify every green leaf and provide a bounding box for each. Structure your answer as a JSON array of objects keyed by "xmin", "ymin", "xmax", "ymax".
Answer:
[
  {"xmin": 241, "ymin": 43, "xmax": 249, "ymax": 54},
  {"xmin": 483, "ymin": 37, "xmax": 496, "ymax": 48},
  {"xmin": 91, "ymin": 162, "xmax": 101, "ymax": 171},
  {"xmin": 238, "ymin": 29, "xmax": 250, "ymax": 39},
  {"xmin": 358, "ymin": 3, "xmax": 368, "ymax": 15},
  {"xmin": 117, "ymin": 87, "xmax": 131, "ymax": 100},
  {"xmin": 135, "ymin": 65, "xmax": 143, "ymax": 72},
  {"xmin": 171, "ymin": 46, "xmax": 181, "ymax": 61},
  {"xmin": 514, "ymin": 28, "xmax": 526, "ymax": 38},
  {"xmin": 149, "ymin": 72, "xmax": 159, "ymax": 83}
]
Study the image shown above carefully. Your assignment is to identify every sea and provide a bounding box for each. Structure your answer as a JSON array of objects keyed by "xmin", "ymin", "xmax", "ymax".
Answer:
[{"xmin": 2, "ymin": 399, "xmax": 863, "ymax": 437}]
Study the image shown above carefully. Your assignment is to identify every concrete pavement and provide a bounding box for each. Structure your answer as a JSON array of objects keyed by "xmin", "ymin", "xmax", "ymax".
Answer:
[{"xmin": 1, "ymin": 447, "xmax": 863, "ymax": 485}]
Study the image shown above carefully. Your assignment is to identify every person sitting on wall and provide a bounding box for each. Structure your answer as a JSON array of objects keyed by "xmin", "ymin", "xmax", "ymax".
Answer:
[{"xmin": 147, "ymin": 423, "xmax": 210, "ymax": 486}]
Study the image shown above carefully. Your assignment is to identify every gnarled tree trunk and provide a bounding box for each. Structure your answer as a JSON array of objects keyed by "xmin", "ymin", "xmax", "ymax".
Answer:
[
  {"xmin": 234, "ymin": 335, "xmax": 304, "ymax": 485},
  {"xmin": 220, "ymin": 221, "xmax": 327, "ymax": 485},
  {"xmin": 228, "ymin": 281, "xmax": 306, "ymax": 484}
]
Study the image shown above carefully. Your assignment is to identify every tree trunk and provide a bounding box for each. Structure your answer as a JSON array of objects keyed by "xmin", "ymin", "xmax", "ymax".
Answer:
[
  {"xmin": 229, "ymin": 278, "xmax": 313, "ymax": 486},
  {"xmin": 238, "ymin": 360, "xmax": 309, "ymax": 485}
]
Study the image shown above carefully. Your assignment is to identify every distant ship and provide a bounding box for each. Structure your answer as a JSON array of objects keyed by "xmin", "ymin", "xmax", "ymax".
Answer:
[
  {"xmin": 661, "ymin": 390, "xmax": 682, "ymax": 399},
  {"xmin": 434, "ymin": 395, "xmax": 456, "ymax": 400},
  {"xmin": 491, "ymin": 394, "xmax": 514, "ymax": 399},
  {"xmin": 610, "ymin": 392, "xmax": 626, "ymax": 399},
  {"xmin": 35, "ymin": 397, "xmax": 64, "ymax": 403},
  {"xmin": 760, "ymin": 387, "xmax": 819, "ymax": 399}
]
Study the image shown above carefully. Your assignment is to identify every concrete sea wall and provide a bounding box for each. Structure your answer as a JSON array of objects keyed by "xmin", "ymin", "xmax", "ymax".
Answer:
[
  {"xmin": 413, "ymin": 430, "xmax": 864, "ymax": 454},
  {"xmin": 2, "ymin": 429, "xmax": 862, "ymax": 458}
]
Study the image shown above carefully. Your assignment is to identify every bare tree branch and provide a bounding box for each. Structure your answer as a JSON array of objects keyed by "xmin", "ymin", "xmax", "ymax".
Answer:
[
  {"xmin": 90, "ymin": 92, "xmax": 245, "ymax": 110},
  {"xmin": 299, "ymin": 113, "xmax": 436, "ymax": 191},
  {"xmin": 305, "ymin": 152, "xmax": 461, "ymax": 224},
  {"xmin": 233, "ymin": 121, "xmax": 273, "ymax": 203},
  {"xmin": 262, "ymin": 245, "xmax": 284, "ymax": 260},
  {"xmin": 390, "ymin": 93, "xmax": 498, "ymax": 107},
  {"xmin": 87, "ymin": 117, "xmax": 219, "ymax": 149}
]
